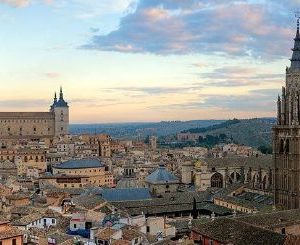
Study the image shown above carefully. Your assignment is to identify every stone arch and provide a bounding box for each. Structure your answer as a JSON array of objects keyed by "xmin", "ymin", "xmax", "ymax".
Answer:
[
  {"xmin": 229, "ymin": 171, "xmax": 241, "ymax": 183},
  {"xmin": 246, "ymin": 168, "xmax": 252, "ymax": 182},
  {"xmin": 211, "ymin": 172, "xmax": 223, "ymax": 188},
  {"xmin": 262, "ymin": 175, "xmax": 267, "ymax": 190},
  {"xmin": 252, "ymin": 173, "xmax": 258, "ymax": 188}
]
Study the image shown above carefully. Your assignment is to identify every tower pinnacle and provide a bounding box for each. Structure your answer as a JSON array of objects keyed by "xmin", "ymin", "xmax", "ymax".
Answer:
[
  {"xmin": 290, "ymin": 13, "xmax": 300, "ymax": 70},
  {"xmin": 296, "ymin": 11, "xmax": 300, "ymax": 36},
  {"xmin": 59, "ymin": 86, "xmax": 63, "ymax": 100},
  {"xmin": 54, "ymin": 92, "xmax": 57, "ymax": 102}
]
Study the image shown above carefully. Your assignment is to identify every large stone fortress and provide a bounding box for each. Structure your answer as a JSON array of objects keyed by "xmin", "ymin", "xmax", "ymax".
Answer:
[
  {"xmin": 0, "ymin": 87, "xmax": 69, "ymax": 139},
  {"xmin": 274, "ymin": 18, "xmax": 300, "ymax": 209}
]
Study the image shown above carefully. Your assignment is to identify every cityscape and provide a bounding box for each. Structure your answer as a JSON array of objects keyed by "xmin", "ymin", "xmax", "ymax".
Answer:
[{"xmin": 1, "ymin": 1, "xmax": 300, "ymax": 245}]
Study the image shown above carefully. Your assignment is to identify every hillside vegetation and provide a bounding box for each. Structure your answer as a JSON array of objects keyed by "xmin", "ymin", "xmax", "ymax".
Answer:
[{"xmin": 184, "ymin": 118, "xmax": 275, "ymax": 148}]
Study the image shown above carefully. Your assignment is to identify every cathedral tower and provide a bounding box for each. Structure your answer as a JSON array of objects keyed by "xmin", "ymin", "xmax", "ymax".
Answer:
[
  {"xmin": 50, "ymin": 87, "xmax": 69, "ymax": 136},
  {"xmin": 274, "ymin": 17, "xmax": 300, "ymax": 209}
]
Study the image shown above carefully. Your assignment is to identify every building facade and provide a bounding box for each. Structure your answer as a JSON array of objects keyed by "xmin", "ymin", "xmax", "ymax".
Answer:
[
  {"xmin": 274, "ymin": 19, "xmax": 300, "ymax": 209},
  {"xmin": 52, "ymin": 159, "xmax": 114, "ymax": 187},
  {"xmin": 0, "ymin": 87, "xmax": 69, "ymax": 140}
]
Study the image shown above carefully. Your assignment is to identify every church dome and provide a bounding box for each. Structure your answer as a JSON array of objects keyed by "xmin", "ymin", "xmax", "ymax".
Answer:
[{"xmin": 145, "ymin": 165, "xmax": 179, "ymax": 184}]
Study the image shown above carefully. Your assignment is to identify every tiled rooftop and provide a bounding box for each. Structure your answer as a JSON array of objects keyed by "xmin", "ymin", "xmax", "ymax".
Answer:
[
  {"xmin": 192, "ymin": 218, "xmax": 286, "ymax": 244},
  {"xmin": 145, "ymin": 165, "xmax": 179, "ymax": 184},
  {"xmin": 53, "ymin": 159, "xmax": 105, "ymax": 169}
]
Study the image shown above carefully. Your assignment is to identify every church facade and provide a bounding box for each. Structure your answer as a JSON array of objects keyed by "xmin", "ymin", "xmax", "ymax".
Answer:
[
  {"xmin": 0, "ymin": 87, "xmax": 69, "ymax": 140},
  {"xmin": 274, "ymin": 19, "xmax": 300, "ymax": 209}
]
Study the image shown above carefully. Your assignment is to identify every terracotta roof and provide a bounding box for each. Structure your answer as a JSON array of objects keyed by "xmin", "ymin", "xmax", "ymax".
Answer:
[
  {"xmin": 235, "ymin": 209, "xmax": 300, "ymax": 229},
  {"xmin": 96, "ymin": 228, "xmax": 118, "ymax": 240},
  {"xmin": 122, "ymin": 228, "xmax": 140, "ymax": 241},
  {"xmin": 0, "ymin": 224, "xmax": 23, "ymax": 240},
  {"xmin": 192, "ymin": 218, "xmax": 286, "ymax": 244},
  {"xmin": 111, "ymin": 240, "xmax": 130, "ymax": 245}
]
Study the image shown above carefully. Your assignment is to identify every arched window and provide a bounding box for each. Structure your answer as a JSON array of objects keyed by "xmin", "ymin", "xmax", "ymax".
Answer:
[
  {"xmin": 211, "ymin": 172, "xmax": 223, "ymax": 188},
  {"xmin": 279, "ymin": 139, "xmax": 284, "ymax": 153},
  {"xmin": 285, "ymin": 139, "xmax": 289, "ymax": 153}
]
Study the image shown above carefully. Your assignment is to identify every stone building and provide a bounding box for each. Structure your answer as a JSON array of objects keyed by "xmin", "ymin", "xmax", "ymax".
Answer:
[
  {"xmin": 0, "ymin": 87, "xmax": 69, "ymax": 142},
  {"xmin": 145, "ymin": 164, "xmax": 180, "ymax": 195},
  {"xmin": 149, "ymin": 136, "xmax": 157, "ymax": 150},
  {"xmin": 274, "ymin": 18, "xmax": 300, "ymax": 209},
  {"xmin": 182, "ymin": 156, "xmax": 273, "ymax": 192},
  {"xmin": 52, "ymin": 159, "xmax": 114, "ymax": 187}
]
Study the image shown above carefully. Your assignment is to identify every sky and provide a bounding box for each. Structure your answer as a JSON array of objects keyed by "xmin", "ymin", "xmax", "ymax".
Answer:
[{"xmin": 0, "ymin": 0, "xmax": 299, "ymax": 123}]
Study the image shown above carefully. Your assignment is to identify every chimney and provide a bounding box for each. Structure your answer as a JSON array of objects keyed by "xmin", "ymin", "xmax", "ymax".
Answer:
[
  {"xmin": 90, "ymin": 227, "xmax": 97, "ymax": 241},
  {"xmin": 211, "ymin": 212, "xmax": 215, "ymax": 221}
]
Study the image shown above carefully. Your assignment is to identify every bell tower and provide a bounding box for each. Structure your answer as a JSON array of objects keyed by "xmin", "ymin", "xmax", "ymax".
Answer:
[
  {"xmin": 50, "ymin": 87, "xmax": 69, "ymax": 136},
  {"xmin": 274, "ymin": 15, "xmax": 300, "ymax": 209}
]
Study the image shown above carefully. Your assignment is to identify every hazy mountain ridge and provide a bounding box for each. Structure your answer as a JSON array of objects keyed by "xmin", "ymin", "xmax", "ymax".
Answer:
[
  {"xmin": 70, "ymin": 120, "xmax": 226, "ymax": 139},
  {"xmin": 70, "ymin": 118, "xmax": 276, "ymax": 148}
]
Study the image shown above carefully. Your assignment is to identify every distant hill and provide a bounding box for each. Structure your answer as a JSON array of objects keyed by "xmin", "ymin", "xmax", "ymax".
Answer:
[
  {"xmin": 184, "ymin": 118, "xmax": 276, "ymax": 148},
  {"xmin": 70, "ymin": 120, "xmax": 225, "ymax": 139}
]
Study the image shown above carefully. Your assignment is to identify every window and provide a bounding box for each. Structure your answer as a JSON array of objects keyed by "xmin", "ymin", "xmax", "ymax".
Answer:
[
  {"xmin": 12, "ymin": 239, "xmax": 16, "ymax": 245},
  {"xmin": 61, "ymin": 127, "xmax": 63, "ymax": 131},
  {"xmin": 146, "ymin": 226, "xmax": 150, "ymax": 232},
  {"xmin": 52, "ymin": 219, "xmax": 55, "ymax": 224},
  {"xmin": 7, "ymin": 127, "xmax": 10, "ymax": 132},
  {"xmin": 74, "ymin": 224, "xmax": 77, "ymax": 228},
  {"xmin": 281, "ymin": 228, "xmax": 286, "ymax": 234}
]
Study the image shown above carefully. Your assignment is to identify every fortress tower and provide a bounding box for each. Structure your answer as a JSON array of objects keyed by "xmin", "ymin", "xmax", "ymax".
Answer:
[{"xmin": 50, "ymin": 87, "xmax": 69, "ymax": 136}]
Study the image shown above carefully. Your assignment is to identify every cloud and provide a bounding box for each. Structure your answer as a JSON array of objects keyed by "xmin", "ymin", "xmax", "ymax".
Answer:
[
  {"xmin": 83, "ymin": 0, "xmax": 295, "ymax": 59},
  {"xmin": 0, "ymin": 99, "xmax": 50, "ymax": 108},
  {"xmin": 150, "ymin": 88, "xmax": 280, "ymax": 112},
  {"xmin": 104, "ymin": 85, "xmax": 202, "ymax": 96},
  {"xmin": 44, "ymin": 72, "xmax": 60, "ymax": 79},
  {"xmin": 0, "ymin": 0, "xmax": 30, "ymax": 7},
  {"xmin": 198, "ymin": 66, "xmax": 284, "ymax": 87}
]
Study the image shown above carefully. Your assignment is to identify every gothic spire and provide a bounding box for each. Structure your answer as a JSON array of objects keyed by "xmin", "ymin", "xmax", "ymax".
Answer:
[{"xmin": 290, "ymin": 14, "xmax": 300, "ymax": 70}]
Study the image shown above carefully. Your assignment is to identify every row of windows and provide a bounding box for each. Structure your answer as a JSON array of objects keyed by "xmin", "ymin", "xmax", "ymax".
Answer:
[
  {"xmin": 24, "ymin": 155, "xmax": 45, "ymax": 162},
  {"xmin": 31, "ymin": 218, "xmax": 55, "ymax": 226},
  {"xmin": 0, "ymin": 119, "xmax": 50, "ymax": 123},
  {"xmin": 7, "ymin": 127, "xmax": 51, "ymax": 132}
]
